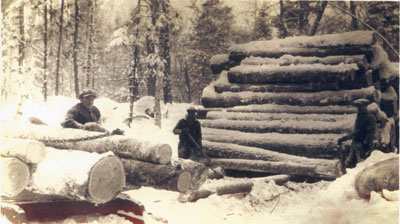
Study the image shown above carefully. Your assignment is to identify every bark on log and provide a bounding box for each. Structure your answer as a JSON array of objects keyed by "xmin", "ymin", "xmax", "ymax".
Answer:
[
  {"xmin": 172, "ymin": 158, "xmax": 209, "ymax": 190},
  {"xmin": 200, "ymin": 119, "xmax": 353, "ymax": 134},
  {"xmin": 241, "ymin": 55, "xmax": 369, "ymax": 71},
  {"xmin": 1, "ymin": 157, "xmax": 30, "ymax": 197},
  {"xmin": 202, "ymin": 86, "xmax": 380, "ymax": 108},
  {"xmin": 203, "ymin": 128, "xmax": 341, "ymax": 159},
  {"xmin": 355, "ymin": 157, "xmax": 399, "ymax": 199},
  {"xmin": 2, "ymin": 124, "xmax": 172, "ymax": 165},
  {"xmin": 228, "ymin": 64, "xmax": 358, "ymax": 84},
  {"xmin": 215, "ymin": 182, "xmax": 254, "ymax": 195},
  {"xmin": 178, "ymin": 189, "xmax": 214, "ymax": 203},
  {"xmin": 339, "ymin": 70, "xmax": 373, "ymax": 89},
  {"xmin": 121, "ymin": 159, "xmax": 192, "ymax": 192},
  {"xmin": 208, "ymin": 158, "xmax": 318, "ymax": 177},
  {"xmin": 218, "ymin": 104, "xmax": 357, "ymax": 114},
  {"xmin": 27, "ymin": 148, "xmax": 125, "ymax": 204},
  {"xmin": 1, "ymin": 138, "xmax": 46, "ymax": 164},
  {"xmin": 202, "ymin": 141, "xmax": 341, "ymax": 178},
  {"xmin": 205, "ymin": 111, "xmax": 356, "ymax": 122}
]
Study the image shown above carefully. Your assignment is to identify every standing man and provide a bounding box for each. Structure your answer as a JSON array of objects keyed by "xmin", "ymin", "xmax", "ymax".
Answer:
[
  {"xmin": 338, "ymin": 98, "xmax": 377, "ymax": 168},
  {"xmin": 61, "ymin": 90, "xmax": 107, "ymax": 133},
  {"xmin": 173, "ymin": 107, "xmax": 202, "ymax": 160}
]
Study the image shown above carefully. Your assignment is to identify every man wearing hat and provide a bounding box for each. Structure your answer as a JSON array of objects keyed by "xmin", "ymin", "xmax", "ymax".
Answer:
[
  {"xmin": 338, "ymin": 98, "xmax": 377, "ymax": 168},
  {"xmin": 173, "ymin": 107, "xmax": 202, "ymax": 159},
  {"xmin": 61, "ymin": 90, "xmax": 107, "ymax": 133}
]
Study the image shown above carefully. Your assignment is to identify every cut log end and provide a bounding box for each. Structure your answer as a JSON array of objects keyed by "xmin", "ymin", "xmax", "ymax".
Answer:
[
  {"xmin": 1, "ymin": 158, "xmax": 30, "ymax": 197},
  {"xmin": 176, "ymin": 171, "xmax": 192, "ymax": 193},
  {"xmin": 88, "ymin": 156, "xmax": 125, "ymax": 204},
  {"xmin": 156, "ymin": 144, "xmax": 173, "ymax": 165}
]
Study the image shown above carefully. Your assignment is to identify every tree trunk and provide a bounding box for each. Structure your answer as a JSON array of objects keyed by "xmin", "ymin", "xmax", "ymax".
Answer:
[
  {"xmin": 2, "ymin": 124, "xmax": 172, "ymax": 165},
  {"xmin": 202, "ymin": 140, "xmax": 341, "ymax": 178},
  {"xmin": 160, "ymin": 0, "xmax": 172, "ymax": 104},
  {"xmin": 184, "ymin": 59, "xmax": 192, "ymax": 102},
  {"xmin": 1, "ymin": 138, "xmax": 46, "ymax": 164},
  {"xmin": 200, "ymin": 118, "xmax": 353, "ymax": 134},
  {"xmin": 216, "ymin": 182, "xmax": 254, "ymax": 195},
  {"xmin": 26, "ymin": 148, "xmax": 125, "ymax": 204},
  {"xmin": 73, "ymin": 0, "xmax": 80, "ymax": 98},
  {"xmin": 350, "ymin": 1, "xmax": 359, "ymax": 30},
  {"xmin": 172, "ymin": 158, "xmax": 209, "ymax": 190},
  {"xmin": 121, "ymin": 159, "xmax": 192, "ymax": 192},
  {"xmin": 1, "ymin": 157, "xmax": 30, "ymax": 197},
  {"xmin": 202, "ymin": 86, "xmax": 380, "ymax": 108},
  {"xmin": 203, "ymin": 128, "xmax": 341, "ymax": 159},
  {"xmin": 18, "ymin": 5, "xmax": 25, "ymax": 75},
  {"xmin": 228, "ymin": 64, "xmax": 358, "ymax": 84},
  {"xmin": 85, "ymin": 0, "xmax": 93, "ymax": 87},
  {"xmin": 309, "ymin": 1, "xmax": 327, "ymax": 36},
  {"xmin": 219, "ymin": 104, "xmax": 357, "ymax": 114},
  {"xmin": 55, "ymin": 0, "xmax": 64, "ymax": 96},
  {"xmin": 279, "ymin": 0, "xmax": 288, "ymax": 38},
  {"xmin": 208, "ymin": 158, "xmax": 318, "ymax": 177},
  {"xmin": 43, "ymin": 0, "xmax": 48, "ymax": 101}
]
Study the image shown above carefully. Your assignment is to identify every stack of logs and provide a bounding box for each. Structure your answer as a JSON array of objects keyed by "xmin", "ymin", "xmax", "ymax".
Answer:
[
  {"xmin": 201, "ymin": 31, "xmax": 398, "ymax": 179},
  {"xmin": 1, "ymin": 124, "xmax": 210, "ymax": 204}
]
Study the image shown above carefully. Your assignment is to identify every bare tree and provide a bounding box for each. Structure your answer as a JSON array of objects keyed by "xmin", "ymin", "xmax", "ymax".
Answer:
[
  {"xmin": 43, "ymin": 0, "xmax": 48, "ymax": 101},
  {"xmin": 55, "ymin": 0, "xmax": 64, "ymax": 95}
]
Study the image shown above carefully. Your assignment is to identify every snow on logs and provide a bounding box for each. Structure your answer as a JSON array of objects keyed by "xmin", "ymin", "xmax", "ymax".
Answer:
[
  {"xmin": 1, "ymin": 138, "xmax": 47, "ymax": 164},
  {"xmin": 1, "ymin": 157, "xmax": 30, "ymax": 197},
  {"xmin": 202, "ymin": 85, "xmax": 380, "ymax": 108},
  {"xmin": 2, "ymin": 124, "xmax": 172, "ymax": 165}
]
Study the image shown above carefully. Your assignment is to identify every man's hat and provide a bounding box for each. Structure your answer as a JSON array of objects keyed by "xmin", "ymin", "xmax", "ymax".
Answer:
[
  {"xmin": 79, "ymin": 90, "xmax": 97, "ymax": 99},
  {"xmin": 187, "ymin": 107, "xmax": 197, "ymax": 113},
  {"xmin": 354, "ymin": 98, "xmax": 370, "ymax": 107}
]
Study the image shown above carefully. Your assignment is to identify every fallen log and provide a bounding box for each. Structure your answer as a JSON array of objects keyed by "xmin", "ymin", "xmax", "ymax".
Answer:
[
  {"xmin": 339, "ymin": 70, "xmax": 373, "ymax": 89},
  {"xmin": 228, "ymin": 64, "xmax": 358, "ymax": 84},
  {"xmin": 26, "ymin": 148, "xmax": 125, "ymax": 204},
  {"xmin": 1, "ymin": 138, "xmax": 46, "ymax": 164},
  {"xmin": 2, "ymin": 124, "xmax": 172, "ymax": 165},
  {"xmin": 202, "ymin": 141, "xmax": 341, "ymax": 178},
  {"xmin": 216, "ymin": 182, "xmax": 254, "ymax": 195},
  {"xmin": 241, "ymin": 55, "xmax": 369, "ymax": 71},
  {"xmin": 200, "ymin": 119, "xmax": 353, "ymax": 134},
  {"xmin": 1, "ymin": 157, "xmax": 30, "ymax": 197},
  {"xmin": 210, "ymin": 54, "xmax": 239, "ymax": 74},
  {"xmin": 224, "ymin": 104, "xmax": 357, "ymax": 114},
  {"xmin": 203, "ymin": 128, "xmax": 341, "ymax": 159},
  {"xmin": 202, "ymin": 85, "xmax": 380, "ymax": 108},
  {"xmin": 121, "ymin": 159, "xmax": 192, "ymax": 192},
  {"xmin": 205, "ymin": 111, "xmax": 356, "ymax": 122},
  {"xmin": 172, "ymin": 158, "xmax": 209, "ymax": 189}
]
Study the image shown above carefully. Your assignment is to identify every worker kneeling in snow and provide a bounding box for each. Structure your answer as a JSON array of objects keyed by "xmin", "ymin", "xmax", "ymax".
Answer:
[
  {"xmin": 61, "ymin": 90, "xmax": 107, "ymax": 133},
  {"xmin": 173, "ymin": 107, "xmax": 203, "ymax": 160}
]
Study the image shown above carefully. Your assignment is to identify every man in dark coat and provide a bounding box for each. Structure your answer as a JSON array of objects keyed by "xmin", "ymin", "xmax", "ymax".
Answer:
[
  {"xmin": 61, "ymin": 90, "xmax": 107, "ymax": 132},
  {"xmin": 338, "ymin": 98, "xmax": 377, "ymax": 168},
  {"xmin": 173, "ymin": 107, "xmax": 202, "ymax": 159}
]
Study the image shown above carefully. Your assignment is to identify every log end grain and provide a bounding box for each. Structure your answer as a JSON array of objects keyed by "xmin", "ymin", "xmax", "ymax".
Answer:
[
  {"xmin": 87, "ymin": 156, "xmax": 125, "ymax": 204},
  {"xmin": 1, "ymin": 158, "xmax": 30, "ymax": 197},
  {"xmin": 156, "ymin": 144, "xmax": 173, "ymax": 165},
  {"xmin": 176, "ymin": 171, "xmax": 191, "ymax": 193}
]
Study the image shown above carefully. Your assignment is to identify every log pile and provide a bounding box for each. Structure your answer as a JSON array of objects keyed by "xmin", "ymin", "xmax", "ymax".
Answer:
[{"xmin": 200, "ymin": 31, "xmax": 399, "ymax": 179}]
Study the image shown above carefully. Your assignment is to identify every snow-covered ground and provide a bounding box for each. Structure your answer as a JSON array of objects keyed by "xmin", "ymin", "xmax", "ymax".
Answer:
[{"xmin": 0, "ymin": 96, "xmax": 398, "ymax": 224}]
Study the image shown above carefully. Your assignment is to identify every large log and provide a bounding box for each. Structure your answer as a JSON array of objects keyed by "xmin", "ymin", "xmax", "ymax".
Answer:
[
  {"xmin": 1, "ymin": 138, "xmax": 47, "ymax": 163},
  {"xmin": 339, "ymin": 70, "xmax": 373, "ymax": 89},
  {"xmin": 202, "ymin": 85, "xmax": 380, "ymax": 108},
  {"xmin": 210, "ymin": 54, "xmax": 239, "ymax": 74},
  {"xmin": 228, "ymin": 31, "xmax": 376, "ymax": 61},
  {"xmin": 202, "ymin": 141, "xmax": 341, "ymax": 178},
  {"xmin": 172, "ymin": 158, "xmax": 209, "ymax": 189},
  {"xmin": 241, "ymin": 55, "xmax": 369, "ymax": 71},
  {"xmin": 200, "ymin": 119, "xmax": 353, "ymax": 134},
  {"xmin": 121, "ymin": 159, "xmax": 192, "ymax": 192},
  {"xmin": 221, "ymin": 104, "xmax": 357, "ymax": 114},
  {"xmin": 203, "ymin": 128, "xmax": 341, "ymax": 159},
  {"xmin": 205, "ymin": 111, "xmax": 356, "ymax": 122},
  {"xmin": 1, "ymin": 157, "xmax": 30, "ymax": 197},
  {"xmin": 26, "ymin": 148, "xmax": 125, "ymax": 204},
  {"xmin": 2, "ymin": 124, "xmax": 172, "ymax": 165},
  {"xmin": 228, "ymin": 64, "xmax": 358, "ymax": 84}
]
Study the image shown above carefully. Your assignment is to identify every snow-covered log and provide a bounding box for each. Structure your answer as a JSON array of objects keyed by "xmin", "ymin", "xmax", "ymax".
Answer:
[
  {"xmin": 202, "ymin": 141, "xmax": 341, "ymax": 178},
  {"xmin": 1, "ymin": 157, "xmax": 30, "ymax": 197},
  {"xmin": 202, "ymin": 86, "xmax": 380, "ymax": 108},
  {"xmin": 228, "ymin": 64, "xmax": 358, "ymax": 84},
  {"xmin": 200, "ymin": 119, "xmax": 353, "ymax": 134},
  {"xmin": 219, "ymin": 104, "xmax": 357, "ymax": 114},
  {"xmin": 208, "ymin": 158, "xmax": 318, "ymax": 177},
  {"xmin": 27, "ymin": 148, "xmax": 125, "ymax": 204},
  {"xmin": 241, "ymin": 55, "xmax": 369, "ymax": 71},
  {"xmin": 210, "ymin": 54, "xmax": 239, "ymax": 74},
  {"xmin": 355, "ymin": 157, "xmax": 399, "ymax": 199},
  {"xmin": 205, "ymin": 111, "xmax": 356, "ymax": 122},
  {"xmin": 203, "ymin": 128, "xmax": 341, "ymax": 159},
  {"xmin": 380, "ymin": 86, "xmax": 398, "ymax": 117},
  {"xmin": 173, "ymin": 158, "xmax": 209, "ymax": 190},
  {"xmin": 229, "ymin": 31, "xmax": 376, "ymax": 61},
  {"xmin": 121, "ymin": 159, "xmax": 192, "ymax": 192},
  {"xmin": 2, "ymin": 124, "xmax": 172, "ymax": 165},
  {"xmin": 215, "ymin": 182, "xmax": 254, "ymax": 195},
  {"xmin": 1, "ymin": 138, "xmax": 46, "ymax": 163}
]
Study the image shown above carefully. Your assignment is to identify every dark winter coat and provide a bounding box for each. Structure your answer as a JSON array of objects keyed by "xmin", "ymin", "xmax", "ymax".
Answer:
[
  {"xmin": 61, "ymin": 103, "xmax": 101, "ymax": 129},
  {"xmin": 173, "ymin": 118, "xmax": 202, "ymax": 159},
  {"xmin": 353, "ymin": 111, "xmax": 376, "ymax": 154}
]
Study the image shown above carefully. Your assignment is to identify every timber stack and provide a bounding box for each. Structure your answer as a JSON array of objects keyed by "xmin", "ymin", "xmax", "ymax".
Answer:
[{"xmin": 202, "ymin": 31, "xmax": 399, "ymax": 179}]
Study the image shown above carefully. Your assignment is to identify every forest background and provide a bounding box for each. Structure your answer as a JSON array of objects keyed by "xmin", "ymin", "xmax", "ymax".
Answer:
[{"xmin": 1, "ymin": 0, "xmax": 399, "ymax": 114}]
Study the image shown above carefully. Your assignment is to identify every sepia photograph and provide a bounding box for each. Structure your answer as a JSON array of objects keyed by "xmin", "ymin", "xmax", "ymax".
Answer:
[{"xmin": 1, "ymin": 0, "xmax": 399, "ymax": 223}]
